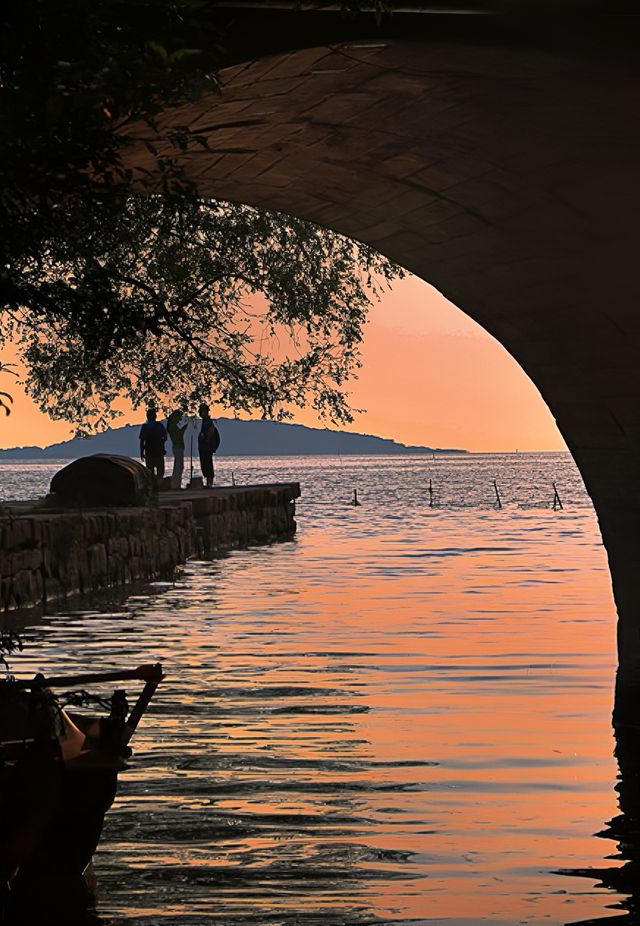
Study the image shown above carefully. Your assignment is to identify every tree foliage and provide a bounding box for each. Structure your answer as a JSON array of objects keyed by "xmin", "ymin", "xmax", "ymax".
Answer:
[
  {"xmin": 1, "ymin": 0, "xmax": 401, "ymax": 431},
  {"xmin": 0, "ymin": 631, "xmax": 23, "ymax": 677},
  {"xmin": 1, "ymin": 0, "xmax": 222, "ymax": 297},
  {"xmin": 4, "ymin": 196, "xmax": 403, "ymax": 430},
  {"xmin": 0, "ymin": 363, "xmax": 16, "ymax": 417},
  {"xmin": 0, "ymin": 0, "xmax": 219, "ymax": 201}
]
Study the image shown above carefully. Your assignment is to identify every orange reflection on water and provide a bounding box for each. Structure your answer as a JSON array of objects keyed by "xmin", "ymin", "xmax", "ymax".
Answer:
[{"xmin": 11, "ymin": 454, "xmax": 625, "ymax": 924}]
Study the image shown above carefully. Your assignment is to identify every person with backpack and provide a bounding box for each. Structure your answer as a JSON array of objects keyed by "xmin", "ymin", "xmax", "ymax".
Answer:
[
  {"xmin": 139, "ymin": 407, "xmax": 167, "ymax": 485},
  {"xmin": 198, "ymin": 402, "xmax": 220, "ymax": 488}
]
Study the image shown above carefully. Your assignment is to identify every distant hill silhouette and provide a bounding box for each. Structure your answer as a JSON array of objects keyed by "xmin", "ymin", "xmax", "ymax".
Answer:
[{"xmin": 0, "ymin": 418, "xmax": 466, "ymax": 459}]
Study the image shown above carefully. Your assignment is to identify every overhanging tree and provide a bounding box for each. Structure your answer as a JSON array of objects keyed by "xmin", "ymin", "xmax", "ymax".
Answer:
[
  {"xmin": 6, "ymin": 195, "xmax": 402, "ymax": 430},
  {"xmin": 1, "ymin": 0, "xmax": 400, "ymax": 430}
]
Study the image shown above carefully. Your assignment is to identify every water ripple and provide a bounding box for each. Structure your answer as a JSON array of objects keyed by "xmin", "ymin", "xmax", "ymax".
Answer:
[{"xmin": 0, "ymin": 453, "xmax": 623, "ymax": 925}]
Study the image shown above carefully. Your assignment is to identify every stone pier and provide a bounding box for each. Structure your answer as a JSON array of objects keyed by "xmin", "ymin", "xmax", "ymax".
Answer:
[{"xmin": 0, "ymin": 483, "xmax": 300, "ymax": 614}]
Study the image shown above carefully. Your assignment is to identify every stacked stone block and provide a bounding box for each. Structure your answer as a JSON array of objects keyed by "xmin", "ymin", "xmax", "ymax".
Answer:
[
  {"xmin": 0, "ymin": 484, "xmax": 299, "ymax": 614},
  {"xmin": 0, "ymin": 506, "xmax": 196, "ymax": 613},
  {"xmin": 185, "ymin": 484, "xmax": 298, "ymax": 552}
]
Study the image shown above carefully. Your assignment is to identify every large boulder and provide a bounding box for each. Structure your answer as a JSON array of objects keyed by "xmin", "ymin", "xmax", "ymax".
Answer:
[{"xmin": 48, "ymin": 455, "xmax": 157, "ymax": 508}]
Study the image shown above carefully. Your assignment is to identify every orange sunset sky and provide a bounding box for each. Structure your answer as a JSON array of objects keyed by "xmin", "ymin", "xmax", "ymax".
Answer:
[{"xmin": 0, "ymin": 274, "xmax": 565, "ymax": 453}]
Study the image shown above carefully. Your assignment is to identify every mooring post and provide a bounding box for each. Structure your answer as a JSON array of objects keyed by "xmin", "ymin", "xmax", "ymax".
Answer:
[
  {"xmin": 429, "ymin": 478, "xmax": 434, "ymax": 508},
  {"xmin": 232, "ymin": 471, "xmax": 236, "ymax": 486},
  {"xmin": 552, "ymin": 481, "xmax": 563, "ymax": 510},
  {"xmin": 493, "ymin": 480, "xmax": 502, "ymax": 509},
  {"xmin": 352, "ymin": 488, "xmax": 361, "ymax": 507}
]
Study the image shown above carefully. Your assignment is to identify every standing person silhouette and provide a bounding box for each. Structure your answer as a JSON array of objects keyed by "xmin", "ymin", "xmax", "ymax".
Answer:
[
  {"xmin": 139, "ymin": 407, "xmax": 167, "ymax": 486},
  {"xmin": 167, "ymin": 408, "xmax": 187, "ymax": 489},
  {"xmin": 198, "ymin": 403, "xmax": 220, "ymax": 488}
]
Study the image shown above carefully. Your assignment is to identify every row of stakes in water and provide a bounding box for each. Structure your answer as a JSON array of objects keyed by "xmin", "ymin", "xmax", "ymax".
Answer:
[{"xmin": 350, "ymin": 481, "xmax": 564, "ymax": 509}]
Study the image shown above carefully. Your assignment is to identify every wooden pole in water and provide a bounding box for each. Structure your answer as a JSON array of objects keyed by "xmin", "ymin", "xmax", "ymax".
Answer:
[
  {"xmin": 493, "ymin": 480, "xmax": 502, "ymax": 509},
  {"xmin": 352, "ymin": 489, "xmax": 361, "ymax": 506},
  {"xmin": 552, "ymin": 481, "xmax": 564, "ymax": 510},
  {"xmin": 232, "ymin": 471, "xmax": 236, "ymax": 486},
  {"xmin": 429, "ymin": 478, "xmax": 434, "ymax": 508}
]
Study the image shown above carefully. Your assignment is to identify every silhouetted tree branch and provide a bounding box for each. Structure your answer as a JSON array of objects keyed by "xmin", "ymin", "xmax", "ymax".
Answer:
[
  {"xmin": 0, "ymin": 0, "xmax": 400, "ymax": 432},
  {"xmin": 6, "ymin": 197, "xmax": 403, "ymax": 432}
]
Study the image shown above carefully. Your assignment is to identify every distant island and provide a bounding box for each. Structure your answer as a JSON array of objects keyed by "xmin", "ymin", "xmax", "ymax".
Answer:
[{"xmin": 0, "ymin": 419, "xmax": 466, "ymax": 459}]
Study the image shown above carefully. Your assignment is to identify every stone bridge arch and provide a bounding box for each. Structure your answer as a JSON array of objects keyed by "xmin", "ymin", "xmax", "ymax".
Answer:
[{"xmin": 126, "ymin": 9, "xmax": 640, "ymax": 680}]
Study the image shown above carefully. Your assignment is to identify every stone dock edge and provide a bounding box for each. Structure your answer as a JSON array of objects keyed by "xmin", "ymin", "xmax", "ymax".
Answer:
[{"xmin": 0, "ymin": 483, "xmax": 300, "ymax": 614}]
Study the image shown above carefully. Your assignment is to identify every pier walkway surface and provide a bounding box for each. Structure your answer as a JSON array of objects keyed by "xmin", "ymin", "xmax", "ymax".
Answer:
[{"xmin": 0, "ymin": 482, "xmax": 300, "ymax": 616}]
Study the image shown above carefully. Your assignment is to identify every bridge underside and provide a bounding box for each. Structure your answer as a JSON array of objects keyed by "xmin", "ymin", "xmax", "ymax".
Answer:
[{"xmin": 126, "ymin": 12, "xmax": 640, "ymax": 681}]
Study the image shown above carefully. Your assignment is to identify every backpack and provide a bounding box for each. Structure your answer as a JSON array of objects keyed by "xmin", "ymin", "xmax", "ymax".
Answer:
[{"xmin": 207, "ymin": 422, "xmax": 221, "ymax": 452}]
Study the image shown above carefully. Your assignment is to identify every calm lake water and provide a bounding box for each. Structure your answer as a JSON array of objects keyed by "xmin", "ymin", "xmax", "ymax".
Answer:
[{"xmin": 0, "ymin": 453, "xmax": 630, "ymax": 925}]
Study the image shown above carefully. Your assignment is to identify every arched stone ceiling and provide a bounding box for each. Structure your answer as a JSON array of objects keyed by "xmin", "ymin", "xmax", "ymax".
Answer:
[{"xmin": 125, "ymin": 26, "xmax": 640, "ymax": 670}]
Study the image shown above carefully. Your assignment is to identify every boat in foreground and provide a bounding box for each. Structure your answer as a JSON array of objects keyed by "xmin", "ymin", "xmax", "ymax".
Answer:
[{"xmin": 0, "ymin": 662, "xmax": 164, "ymax": 920}]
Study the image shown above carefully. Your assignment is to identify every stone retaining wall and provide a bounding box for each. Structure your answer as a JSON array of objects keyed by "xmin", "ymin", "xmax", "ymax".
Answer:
[
  {"xmin": 182, "ymin": 484, "xmax": 299, "ymax": 552},
  {"xmin": 0, "ymin": 506, "xmax": 195, "ymax": 613},
  {"xmin": 0, "ymin": 483, "xmax": 299, "ymax": 614}
]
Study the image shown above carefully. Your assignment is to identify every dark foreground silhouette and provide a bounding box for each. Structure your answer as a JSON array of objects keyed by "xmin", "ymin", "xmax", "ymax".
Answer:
[
  {"xmin": 1, "ymin": 665, "xmax": 163, "ymax": 926},
  {"xmin": 563, "ymin": 677, "xmax": 640, "ymax": 924}
]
